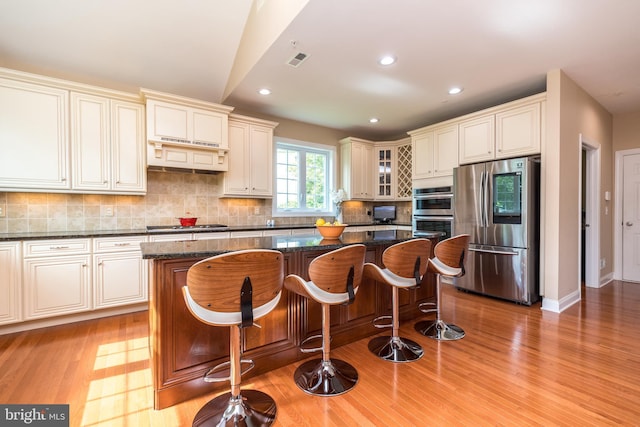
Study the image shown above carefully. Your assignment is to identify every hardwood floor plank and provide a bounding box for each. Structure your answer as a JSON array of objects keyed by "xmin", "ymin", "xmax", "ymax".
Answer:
[{"xmin": 2, "ymin": 281, "xmax": 640, "ymax": 425}]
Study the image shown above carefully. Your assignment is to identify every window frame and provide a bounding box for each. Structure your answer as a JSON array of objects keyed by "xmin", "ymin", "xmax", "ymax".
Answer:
[{"xmin": 272, "ymin": 137, "xmax": 338, "ymax": 218}]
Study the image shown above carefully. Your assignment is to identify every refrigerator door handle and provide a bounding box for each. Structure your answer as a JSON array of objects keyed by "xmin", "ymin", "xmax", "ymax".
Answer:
[
  {"xmin": 469, "ymin": 247, "xmax": 519, "ymax": 256},
  {"xmin": 481, "ymin": 170, "xmax": 488, "ymax": 228}
]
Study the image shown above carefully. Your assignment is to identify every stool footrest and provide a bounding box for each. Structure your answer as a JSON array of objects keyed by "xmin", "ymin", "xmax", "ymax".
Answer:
[
  {"xmin": 300, "ymin": 334, "xmax": 325, "ymax": 353},
  {"xmin": 372, "ymin": 315, "xmax": 393, "ymax": 329},
  {"xmin": 418, "ymin": 301, "xmax": 437, "ymax": 314},
  {"xmin": 204, "ymin": 359, "xmax": 255, "ymax": 382}
]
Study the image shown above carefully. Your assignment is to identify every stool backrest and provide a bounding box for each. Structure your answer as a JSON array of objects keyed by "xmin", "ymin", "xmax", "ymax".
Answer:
[
  {"xmin": 382, "ymin": 238, "xmax": 431, "ymax": 280},
  {"xmin": 186, "ymin": 249, "xmax": 284, "ymax": 313},
  {"xmin": 433, "ymin": 234, "xmax": 471, "ymax": 273},
  {"xmin": 308, "ymin": 244, "xmax": 366, "ymax": 294}
]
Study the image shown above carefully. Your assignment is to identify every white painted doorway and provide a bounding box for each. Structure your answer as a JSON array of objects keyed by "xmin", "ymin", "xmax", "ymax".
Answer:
[
  {"xmin": 621, "ymin": 153, "xmax": 640, "ymax": 282},
  {"xmin": 580, "ymin": 135, "xmax": 600, "ymax": 288}
]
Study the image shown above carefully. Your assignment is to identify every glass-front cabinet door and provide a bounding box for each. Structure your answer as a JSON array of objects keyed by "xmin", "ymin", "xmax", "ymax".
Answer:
[{"xmin": 376, "ymin": 147, "xmax": 393, "ymax": 199}]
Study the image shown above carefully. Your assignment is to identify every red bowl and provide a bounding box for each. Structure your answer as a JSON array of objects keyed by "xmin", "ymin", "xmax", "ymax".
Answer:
[{"xmin": 179, "ymin": 217, "xmax": 198, "ymax": 227}]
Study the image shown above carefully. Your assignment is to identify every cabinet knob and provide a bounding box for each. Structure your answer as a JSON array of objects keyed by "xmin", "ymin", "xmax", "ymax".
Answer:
[{"xmin": 103, "ymin": 180, "xmax": 108, "ymax": 184}]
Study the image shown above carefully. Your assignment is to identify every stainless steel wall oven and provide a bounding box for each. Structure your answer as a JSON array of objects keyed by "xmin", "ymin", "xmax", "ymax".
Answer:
[{"xmin": 412, "ymin": 186, "xmax": 453, "ymax": 239}]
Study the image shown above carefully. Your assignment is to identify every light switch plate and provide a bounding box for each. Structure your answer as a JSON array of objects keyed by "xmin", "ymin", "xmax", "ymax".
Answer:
[{"xmin": 0, "ymin": 203, "xmax": 5, "ymax": 218}]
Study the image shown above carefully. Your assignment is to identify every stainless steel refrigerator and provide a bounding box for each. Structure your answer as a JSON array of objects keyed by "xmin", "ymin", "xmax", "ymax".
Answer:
[{"xmin": 453, "ymin": 156, "xmax": 540, "ymax": 305}]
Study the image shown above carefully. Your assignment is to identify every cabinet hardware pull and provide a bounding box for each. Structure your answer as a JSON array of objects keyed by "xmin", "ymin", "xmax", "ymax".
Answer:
[
  {"xmin": 114, "ymin": 243, "xmax": 131, "ymax": 246},
  {"xmin": 49, "ymin": 246, "xmax": 70, "ymax": 249}
]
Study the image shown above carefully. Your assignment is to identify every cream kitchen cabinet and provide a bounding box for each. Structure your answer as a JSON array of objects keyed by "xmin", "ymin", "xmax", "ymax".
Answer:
[
  {"xmin": 93, "ymin": 236, "xmax": 147, "ymax": 309},
  {"xmin": 222, "ymin": 115, "xmax": 278, "ymax": 197},
  {"xmin": 23, "ymin": 239, "xmax": 92, "ymax": 320},
  {"xmin": 0, "ymin": 242, "xmax": 21, "ymax": 325},
  {"xmin": 374, "ymin": 138, "xmax": 412, "ymax": 201},
  {"xmin": 0, "ymin": 76, "xmax": 70, "ymax": 191},
  {"xmin": 458, "ymin": 94, "xmax": 544, "ymax": 165},
  {"xmin": 142, "ymin": 89, "xmax": 234, "ymax": 172},
  {"xmin": 71, "ymin": 92, "xmax": 146, "ymax": 194},
  {"xmin": 340, "ymin": 137, "xmax": 375, "ymax": 200},
  {"xmin": 409, "ymin": 124, "xmax": 459, "ymax": 179}
]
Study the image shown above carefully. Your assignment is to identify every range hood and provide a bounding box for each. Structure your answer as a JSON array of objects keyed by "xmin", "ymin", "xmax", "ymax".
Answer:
[{"xmin": 141, "ymin": 88, "xmax": 234, "ymax": 173}]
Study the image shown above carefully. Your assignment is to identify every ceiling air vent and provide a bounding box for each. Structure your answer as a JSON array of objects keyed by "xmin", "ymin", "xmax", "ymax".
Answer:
[{"xmin": 287, "ymin": 52, "xmax": 309, "ymax": 68}]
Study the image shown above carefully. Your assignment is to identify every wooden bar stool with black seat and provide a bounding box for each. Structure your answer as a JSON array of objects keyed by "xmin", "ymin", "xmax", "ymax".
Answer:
[
  {"xmin": 284, "ymin": 244, "xmax": 366, "ymax": 396},
  {"xmin": 415, "ymin": 234, "xmax": 470, "ymax": 341},
  {"xmin": 364, "ymin": 238, "xmax": 432, "ymax": 362},
  {"xmin": 182, "ymin": 249, "xmax": 284, "ymax": 427}
]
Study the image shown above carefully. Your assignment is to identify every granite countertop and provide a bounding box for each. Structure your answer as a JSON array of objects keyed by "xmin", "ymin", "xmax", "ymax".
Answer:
[
  {"xmin": 140, "ymin": 229, "xmax": 445, "ymax": 260},
  {"xmin": 0, "ymin": 222, "xmax": 413, "ymax": 242}
]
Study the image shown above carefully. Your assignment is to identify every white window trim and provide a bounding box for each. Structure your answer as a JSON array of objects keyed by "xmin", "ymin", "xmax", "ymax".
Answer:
[{"xmin": 272, "ymin": 137, "xmax": 338, "ymax": 218}]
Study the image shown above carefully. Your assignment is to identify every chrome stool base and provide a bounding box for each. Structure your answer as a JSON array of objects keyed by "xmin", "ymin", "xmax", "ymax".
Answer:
[
  {"xmin": 294, "ymin": 358, "xmax": 358, "ymax": 396},
  {"xmin": 415, "ymin": 319, "xmax": 465, "ymax": 341},
  {"xmin": 192, "ymin": 390, "xmax": 276, "ymax": 427},
  {"xmin": 368, "ymin": 335, "xmax": 424, "ymax": 362}
]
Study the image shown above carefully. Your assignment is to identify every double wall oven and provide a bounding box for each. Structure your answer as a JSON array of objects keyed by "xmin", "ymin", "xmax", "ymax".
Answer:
[{"xmin": 412, "ymin": 186, "xmax": 453, "ymax": 239}]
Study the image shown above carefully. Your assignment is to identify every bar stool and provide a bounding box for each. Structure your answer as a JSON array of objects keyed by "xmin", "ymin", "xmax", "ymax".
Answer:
[
  {"xmin": 364, "ymin": 238, "xmax": 432, "ymax": 362},
  {"xmin": 182, "ymin": 249, "xmax": 284, "ymax": 427},
  {"xmin": 284, "ymin": 244, "xmax": 366, "ymax": 396},
  {"xmin": 415, "ymin": 234, "xmax": 470, "ymax": 341}
]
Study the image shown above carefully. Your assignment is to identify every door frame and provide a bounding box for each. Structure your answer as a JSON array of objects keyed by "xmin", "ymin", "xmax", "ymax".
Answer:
[
  {"xmin": 614, "ymin": 148, "xmax": 640, "ymax": 280},
  {"xmin": 580, "ymin": 134, "xmax": 600, "ymax": 288}
]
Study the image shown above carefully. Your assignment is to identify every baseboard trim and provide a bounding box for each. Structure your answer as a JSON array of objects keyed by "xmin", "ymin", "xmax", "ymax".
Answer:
[{"xmin": 540, "ymin": 288, "xmax": 581, "ymax": 313}]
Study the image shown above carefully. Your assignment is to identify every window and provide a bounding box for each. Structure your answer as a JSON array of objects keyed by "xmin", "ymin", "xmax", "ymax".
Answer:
[{"xmin": 274, "ymin": 138, "xmax": 336, "ymax": 216}]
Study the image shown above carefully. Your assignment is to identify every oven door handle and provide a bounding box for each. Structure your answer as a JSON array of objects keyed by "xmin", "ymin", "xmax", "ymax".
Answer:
[
  {"xmin": 413, "ymin": 216, "xmax": 454, "ymax": 221},
  {"xmin": 414, "ymin": 193, "xmax": 453, "ymax": 200}
]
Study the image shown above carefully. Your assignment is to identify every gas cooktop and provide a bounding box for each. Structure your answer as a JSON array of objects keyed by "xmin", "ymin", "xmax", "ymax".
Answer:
[{"xmin": 146, "ymin": 224, "xmax": 229, "ymax": 232}]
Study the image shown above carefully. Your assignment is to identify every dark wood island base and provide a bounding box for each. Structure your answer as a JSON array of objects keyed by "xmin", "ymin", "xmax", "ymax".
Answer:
[{"xmin": 141, "ymin": 231, "xmax": 441, "ymax": 409}]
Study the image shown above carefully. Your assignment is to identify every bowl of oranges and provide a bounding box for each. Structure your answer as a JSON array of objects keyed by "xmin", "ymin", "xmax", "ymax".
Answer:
[{"xmin": 315, "ymin": 218, "xmax": 347, "ymax": 239}]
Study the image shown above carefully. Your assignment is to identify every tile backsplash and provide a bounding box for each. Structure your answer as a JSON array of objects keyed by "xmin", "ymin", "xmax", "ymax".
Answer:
[{"xmin": 0, "ymin": 171, "xmax": 411, "ymax": 233}]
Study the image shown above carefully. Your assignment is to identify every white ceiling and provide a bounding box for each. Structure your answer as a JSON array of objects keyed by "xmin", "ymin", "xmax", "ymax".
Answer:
[{"xmin": 1, "ymin": 0, "xmax": 639, "ymax": 140}]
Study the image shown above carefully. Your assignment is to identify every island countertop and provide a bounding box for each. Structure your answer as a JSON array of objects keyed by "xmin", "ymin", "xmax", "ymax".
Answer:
[{"xmin": 140, "ymin": 229, "xmax": 443, "ymax": 260}]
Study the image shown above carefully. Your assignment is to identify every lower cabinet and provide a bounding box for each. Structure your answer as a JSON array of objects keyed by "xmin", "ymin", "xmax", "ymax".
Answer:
[
  {"xmin": 23, "ymin": 239, "xmax": 92, "ymax": 320},
  {"xmin": 93, "ymin": 236, "xmax": 147, "ymax": 309},
  {"xmin": 0, "ymin": 242, "xmax": 22, "ymax": 325}
]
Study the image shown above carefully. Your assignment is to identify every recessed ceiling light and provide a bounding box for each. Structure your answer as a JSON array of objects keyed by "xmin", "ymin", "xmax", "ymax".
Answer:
[
  {"xmin": 258, "ymin": 88, "xmax": 271, "ymax": 95},
  {"xmin": 448, "ymin": 87, "xmax": 463, "ymax": 95},
  {"xmin": 369, "ymin": 118, "xmax": 379, "ymax": 123},
  {"xmin": 378, "ymin": 55, "xmax": 396, "ymax": 66}
]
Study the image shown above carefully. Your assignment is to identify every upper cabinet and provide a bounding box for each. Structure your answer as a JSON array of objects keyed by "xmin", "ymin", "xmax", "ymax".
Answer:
[
  {"xmin": 374, "ymin": 138, "xmax": 412, "ymax": 201},
  {"xmin": 409, "ymin": 123, "xmax": 459, "ymax": 180},
  {"xmin": 141, "ymin": 89, "xmax": 234, "ymax": 172},
  {"xmin": 0, "ymin": 67, "xmax": 147, "ymax": 194},
  {"xmin": 71, "ymin": 92, "xmax": 146, "ymax": 194},
  {"xmin": 0, "ymin": 77, "xmax": 70, "ymax": 191},
  {"xmin": 222, "ymin": 114, "xmax": 278, "ymax": 198},
  {"xmin": 340, "ymin": 137, "xmax": 375, "ymax": 200},
  {"xmin": 458, "ymin": 94, "xmax": 544, "ymax": 165}
]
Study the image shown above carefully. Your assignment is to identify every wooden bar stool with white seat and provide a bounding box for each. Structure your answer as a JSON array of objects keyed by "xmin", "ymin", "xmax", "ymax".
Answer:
[
  {"xmin": 182, "ymin": 249, "xmax": 284, "ymax": 427},
  {"xmin": 415, "ymin": 234, "xmax": 470, "ymax": 341},
  {"xmin": 284, "ymin": 244, "xmax": 366, "ymax": 396},
  {"xmin": 364, "ymin": 238, "xmax": 432, "ymax": 362}
]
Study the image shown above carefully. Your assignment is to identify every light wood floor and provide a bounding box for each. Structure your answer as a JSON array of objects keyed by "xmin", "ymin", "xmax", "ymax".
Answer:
[{"xmin": 1, "ymin": 281, "xmax": 640, "ymax": 426}]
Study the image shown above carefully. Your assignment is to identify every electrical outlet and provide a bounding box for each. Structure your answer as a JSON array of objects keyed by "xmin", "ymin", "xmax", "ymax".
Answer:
[
  {"xmin": 0, "ymin": 203, "xmax": 5, "ymax": 217},
  {"xmin": 254, "ymin": 207, "xmax": 260, "ymax": 215},
  {"xmin": 600, "ymin": 258, "xmax": 606, "ymax": 270},
  {"xmin": 104, "ymin": 206, "xmax": 114, "ymax": 217}
]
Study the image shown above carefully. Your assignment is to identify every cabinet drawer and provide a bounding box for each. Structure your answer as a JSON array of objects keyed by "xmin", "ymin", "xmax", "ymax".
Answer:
[
  {"xmin": 24, "ymin": 239, "xmax": 91, "ymax": 257},
  {"xmin": 93, "ymin": 236, "xmax": 146, "ymax": 253}
]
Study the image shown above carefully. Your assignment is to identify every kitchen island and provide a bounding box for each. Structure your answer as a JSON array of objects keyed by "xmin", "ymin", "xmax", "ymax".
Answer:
[{"xmin": 140, "ymin": 230, "xmax": 442, "ymax": 409}]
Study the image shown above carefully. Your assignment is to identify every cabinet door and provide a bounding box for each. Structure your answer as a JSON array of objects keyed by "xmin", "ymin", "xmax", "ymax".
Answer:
[
  {"xmin": 0, "ymin": 242, "xmax": 21, "ymax": 325},
  {"xmin": 495, "ymin": 102, "xmax": 541, "ymax": 158},
  {"xmin": 411, "ymin": 132, "xmax": 434, "ymax": 179},
  {"xmin": 375, "ymin": 146, "xmax": 394, "ymax": 199},
  {"xmin": 94, "ymin": 252, "xmax": 147, "ymax": 308},
  {"xmin": 71, "ymin": 92, "xmax": 111, "ymax": 191},
  {"xmin": 192, "ymin": 110, "xmax": 227, "ymax": 148},
  {"xmin": 459, "ymin": 115, "xmax": 495, "ymax": 164},
  {"xmin": 249, "ymin": 125, "xmax": 273, "ymax": 196},
  {"xmin": 224, "ymin": 121, "xmax": 250, "ymax": 195},
  {"xmin": 111, "ymin": 100, "xmax": 146, "ymax": 192},
  {"xmin": 147, "ymin": 100, "xmax": 189, "ymax": 142},
  {"xmin": 433, "ymin": 124, "xmax": 459, "ymax": 177},
  {"xmin": 24, "ymin": 255, "xmax": 91, "ymax": 319},
  {"xmin": 0, "ymin": 78, "xmax": 69, "ymax": 190},
  {"xmin": 351, "ymin": 142, "xmax": 374, "ymax": 200}
]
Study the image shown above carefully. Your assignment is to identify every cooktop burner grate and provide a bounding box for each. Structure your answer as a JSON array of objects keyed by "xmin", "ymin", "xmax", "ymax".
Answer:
[{"xmin": 146, "ymin": 224, "xmax": 229, "ymax": 232}]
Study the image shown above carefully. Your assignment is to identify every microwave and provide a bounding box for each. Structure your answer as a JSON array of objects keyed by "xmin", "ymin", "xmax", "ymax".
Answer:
[{"xmin": 412, "ymin": 186, "xmax": 453, "ymax": 216}]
